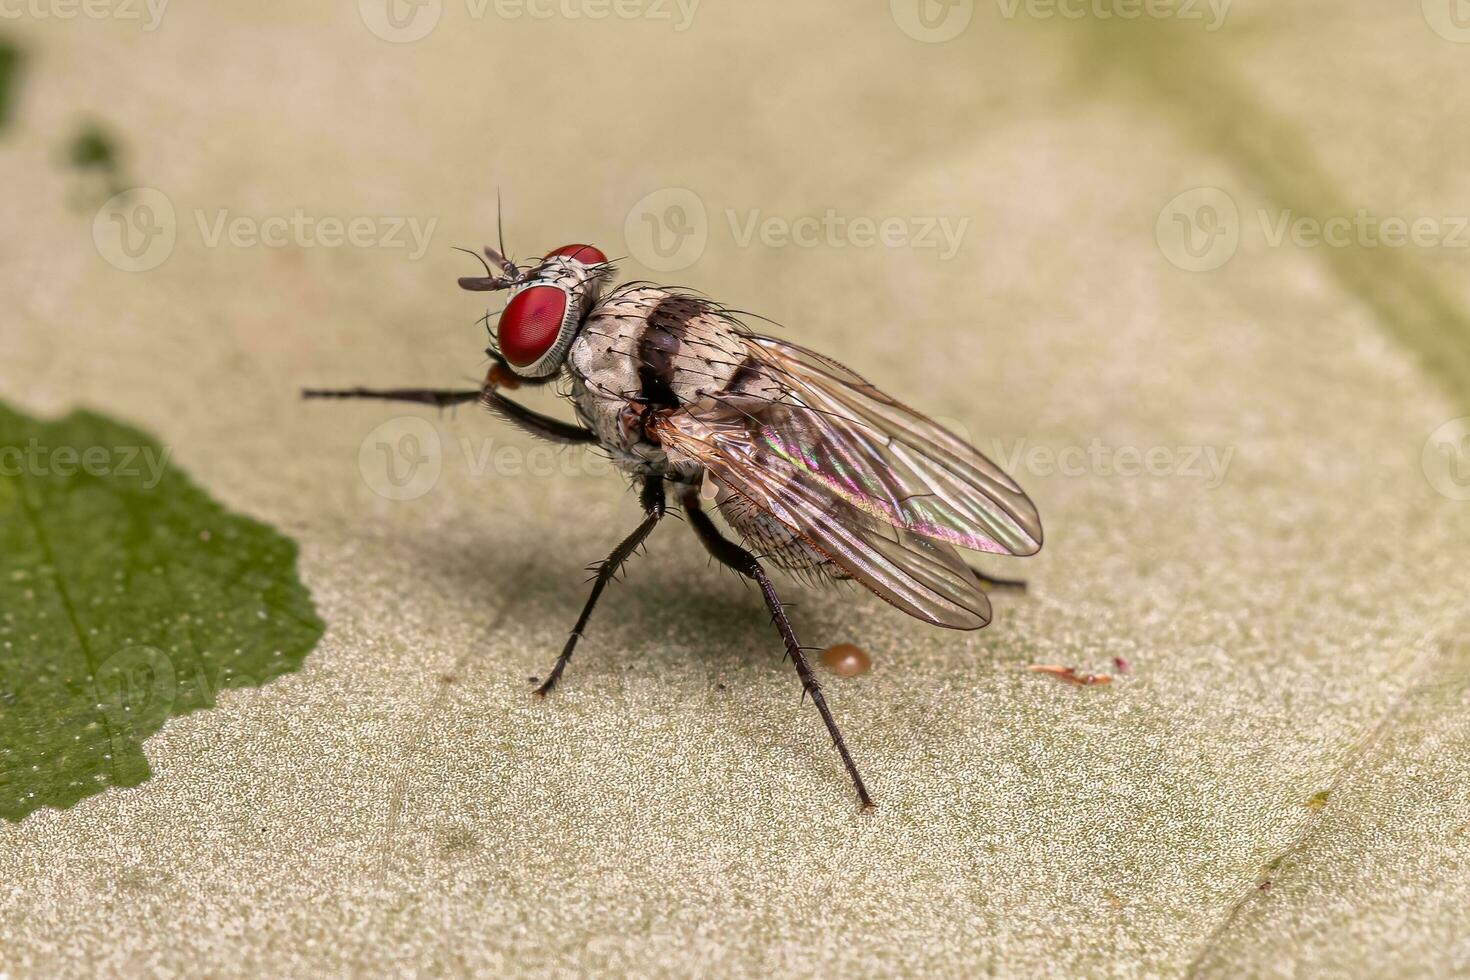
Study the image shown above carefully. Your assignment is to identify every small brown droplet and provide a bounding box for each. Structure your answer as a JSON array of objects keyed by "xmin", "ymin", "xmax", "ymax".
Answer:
[
  {"xmin": 822, "ymin": 643, "xmax": 872, "ymax": 678},
  {"xmin": 487, "ymin": 364, "xmax": 522, "ymax": 390}
]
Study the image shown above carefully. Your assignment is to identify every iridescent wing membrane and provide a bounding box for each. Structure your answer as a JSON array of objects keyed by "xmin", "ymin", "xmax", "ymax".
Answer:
[{"xmin": 654, "ymin": 335, "xmax": 1043, "ymax": 630}]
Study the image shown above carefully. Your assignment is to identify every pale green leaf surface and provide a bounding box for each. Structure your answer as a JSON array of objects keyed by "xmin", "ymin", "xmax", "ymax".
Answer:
[{"xmin": 0, "ymin": 2, "xmax": 1468, "ymax": 977}]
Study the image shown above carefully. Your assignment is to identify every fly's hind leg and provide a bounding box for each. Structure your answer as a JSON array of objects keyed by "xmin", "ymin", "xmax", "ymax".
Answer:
[
  {"xmin": 534, "ymin": 476, "xmax": 666, "ymax": 697},
  {"xmin": 680, "ymin": 487, "xmax": 875, "ymax": 810},
  {"xmin": 968, "ymin": 566, "xmax": 1028, "ymax": 593}
]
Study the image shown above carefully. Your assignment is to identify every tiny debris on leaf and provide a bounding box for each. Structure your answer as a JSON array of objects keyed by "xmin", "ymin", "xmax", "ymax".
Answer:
[
  {"xmin": 1027, "ymin": 664, "xmax": 1112, "ymax": 687},
  {"xmin": 1305, "ymin": 790, "xmax": 1330, "ymax": 809}
]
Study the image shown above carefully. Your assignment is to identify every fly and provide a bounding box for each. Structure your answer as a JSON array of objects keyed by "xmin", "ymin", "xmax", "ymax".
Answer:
[{"xmin": 304, "ymin": 240, "xmax": 1043, "ymax": 809}]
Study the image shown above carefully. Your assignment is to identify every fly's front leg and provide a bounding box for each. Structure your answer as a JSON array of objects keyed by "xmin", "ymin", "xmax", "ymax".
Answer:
[
  {"xmin": 535, "ymin": 477, "xmax": 666, "ymax": 697},
  {"xmin": 302, "ymin": 387, "xmax": 482, "ymax": 408},
  {"xmin": 481, "ymin": 388, "xmax": 598, "ymax": 445},
  {"xmin": 680, "ymin": 488, "xmax": 875, "ymax": 810},
  {"xmin": 303, "ymin": 376, "xmax": 598, "ymax": 445}
]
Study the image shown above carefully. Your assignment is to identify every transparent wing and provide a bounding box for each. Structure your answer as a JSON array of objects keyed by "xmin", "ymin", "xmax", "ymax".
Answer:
[
  {"xmin": 655, "ymin": 398, "xmax": 993, "ymax": 630},
  {"xmin": 736, "ymin": 335, "xmax": 1043, "ymax": 556}
]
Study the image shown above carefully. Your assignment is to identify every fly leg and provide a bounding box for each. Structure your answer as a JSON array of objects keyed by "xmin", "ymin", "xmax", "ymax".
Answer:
[
  {"xmin": 302, "ymin": 387, "xmax": 482, "ymax": 408},
  {"xmin": 535, "ymin": 477, "xmax": 666, "ymax": 697},
  {"xmin": 302, "ymin": 385, "xmax": 598, "ymax": 445},
  {"xmin": 681, "ymin": 488, "xmax": 875, "ymax": 810},
  {"xmin": 968, "ymin": 566, "xmax": 1027, "ymax": 593}
]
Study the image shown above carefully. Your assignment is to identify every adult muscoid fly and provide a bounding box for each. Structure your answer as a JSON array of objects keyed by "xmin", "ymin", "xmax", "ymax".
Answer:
[{"xmin": 305, "ymin": 241, "xmax": 1042, "ymax": 809}]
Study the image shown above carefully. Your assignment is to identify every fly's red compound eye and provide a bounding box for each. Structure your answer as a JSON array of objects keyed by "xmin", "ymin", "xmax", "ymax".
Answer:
[
  {"xmin": 498, "ymin": 285, "xmax": 569, "ymax": 368},
  {"xmin": 545, "ymin": 243, "xmax": 607, "ymax": 266}
]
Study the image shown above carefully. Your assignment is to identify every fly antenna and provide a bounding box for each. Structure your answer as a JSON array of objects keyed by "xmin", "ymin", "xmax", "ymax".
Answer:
[
  {"xmin": 497, "ymin": 189, "xmax": 511, "ymax": 269},
  {"xmin": 453, "ymin": 246, "xmax": 495, "ymax": 279}
]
